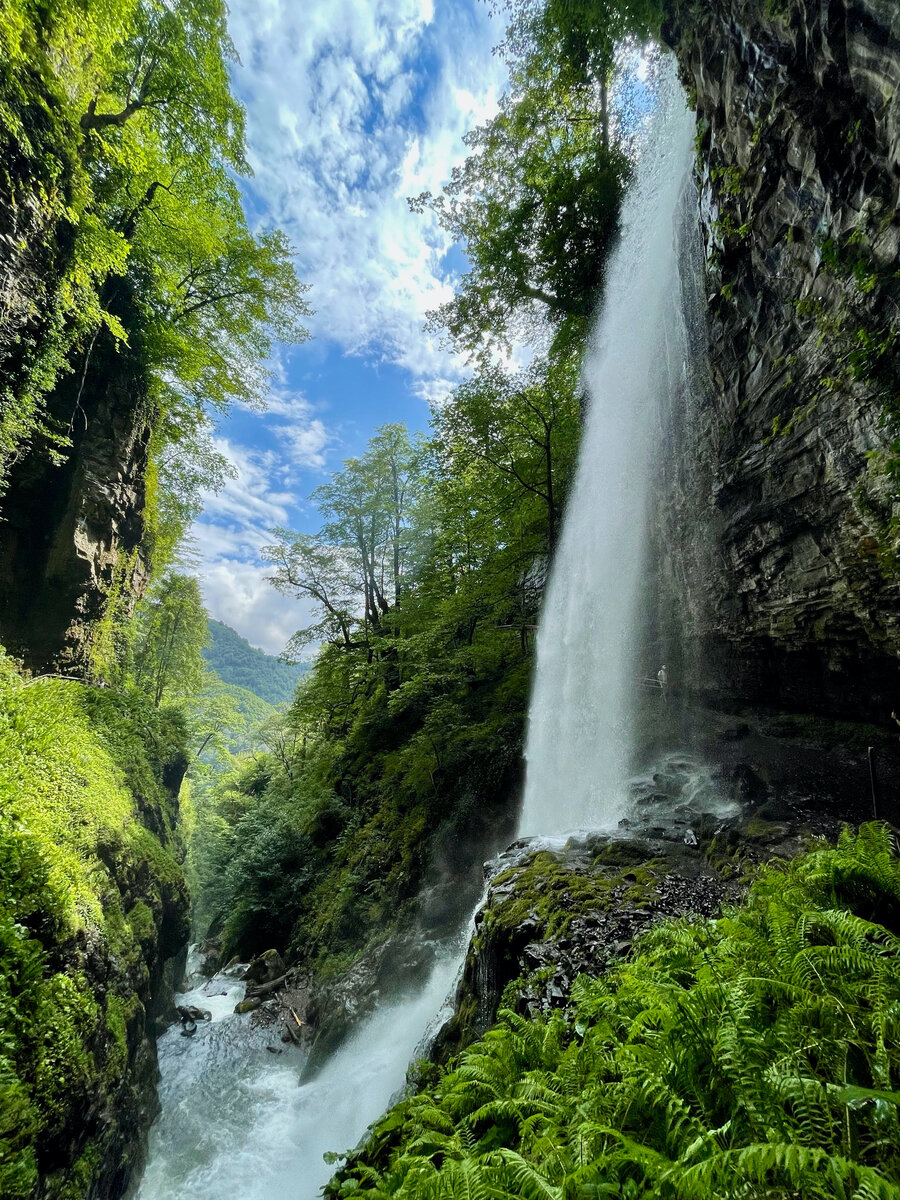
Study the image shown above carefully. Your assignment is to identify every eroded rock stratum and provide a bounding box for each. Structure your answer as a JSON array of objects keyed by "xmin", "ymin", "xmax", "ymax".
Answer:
[{"xmin": 658, "ymin": 0, "xmax": 900, "ymax": 720}]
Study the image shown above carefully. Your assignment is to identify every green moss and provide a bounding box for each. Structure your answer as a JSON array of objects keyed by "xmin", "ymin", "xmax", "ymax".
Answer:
[
  {"xmin": 741, "ymin": 818, "xmax": 786, "ymax": 842},
  {"xmin": 790, "ymin": 223, "xmax": 900, "ymax": 554},
  {"xmin": 53, "ymin": 1141, "xmax": 101, "ymax": 1200},
  {"xmin": 591, "ymin": 839, "xmax": 655, "ymax": 868},
  {"xmin": 759, "ymin": 711, "xmax": 894, "ymax": 751},
  {"xmin": 483, "ymin": 850, "xmax": 665, "ymax": 943},
  {"xmin": 711, "ymin": 163, "xmax": 745, "ymax": 196},
  {"xmin": 0, "ymin": 652, "xmax": 189, "ymax": 1194},
  {"xmin": 126, "ymin": 900, "xmax": 155, "ymax": 945},
  {"xmin": 104, "ymin": 994, "xmax": 128, "ymax": 1076},
  {"xmin": 32, "ymin": 974, "xmax": 99, "ymax": 1136}
]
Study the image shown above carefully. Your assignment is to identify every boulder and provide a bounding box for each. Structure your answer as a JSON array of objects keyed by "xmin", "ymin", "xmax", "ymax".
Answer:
[
  {"xmin": 234, "ymin": 997, "xmax": 262, "ymax": 1015},
  {"xmin": 241, "ymin": 949, "xmax": 286, "ymax": 985}
]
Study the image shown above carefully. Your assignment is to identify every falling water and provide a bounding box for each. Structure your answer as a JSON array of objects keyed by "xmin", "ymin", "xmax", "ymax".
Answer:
[
  {"xmin": 519, "ymin": 64, "xmax": 696, "ymax": 837},
  {"xmin": 136, "ymin": 932, "xmax": 469, "ymax": 1200}
]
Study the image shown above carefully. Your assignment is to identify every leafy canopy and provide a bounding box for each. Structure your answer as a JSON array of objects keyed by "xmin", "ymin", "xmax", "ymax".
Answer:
[
  {"xmin": 0, "ymin": 0, "xmax": 311, "ymax": 539},
  {"xmin": 414, "ymin": 0, "xmax": 659, "ymax": 357}
]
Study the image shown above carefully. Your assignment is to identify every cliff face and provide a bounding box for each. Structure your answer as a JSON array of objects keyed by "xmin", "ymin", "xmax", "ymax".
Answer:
[
  {"xmin": 0, "ymin": 67, "xmax": 74, "ymax": 416},
  {"xmin": 0, "ymin": 298, "xmax": 151, "ymax": 675},
  {"xmin": 658, "ymin": 0, "xmax": 900, "ymax": 725}
]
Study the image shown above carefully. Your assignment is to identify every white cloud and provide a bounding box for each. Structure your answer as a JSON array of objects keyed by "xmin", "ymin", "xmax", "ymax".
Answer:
[
  {"xmin": 192, "ymin": 443, "xmax": 308, "ymax": 653},
  {"xmin": 201, "ymin": 440, "xmax": 295, "ymax": 530},
  {"xmin": 193, "ymin": 0, "xmax": 509, "ymax": 654},
  {"xmin": 227, "ymin": 0, "xmax": 507, "ymax": 384},
  {"xmin": 200, "ymin": 557, "xmax": 317, "ymax": 657},
  {"xmin": 233, "ymin": 381, "xmax": 335, "ymax": 468},
  {"xmin": 281, "ymin": 419, "xmax": 330, "ymax": 468}
]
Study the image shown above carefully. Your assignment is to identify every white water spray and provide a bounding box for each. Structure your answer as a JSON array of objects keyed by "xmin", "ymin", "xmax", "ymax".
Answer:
[
  {"xmin": 137, "ymin": 935, "xmax": 468, "ymax": 1200},
  {"xmin": 519, "ymin": 65, "xmax": 696, "ymax": 838}
]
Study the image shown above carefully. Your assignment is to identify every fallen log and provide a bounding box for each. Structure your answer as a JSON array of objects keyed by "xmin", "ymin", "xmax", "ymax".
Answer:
[{"xmin": 245, "ymin": 972, "xmax": 290, "ymax": 998}]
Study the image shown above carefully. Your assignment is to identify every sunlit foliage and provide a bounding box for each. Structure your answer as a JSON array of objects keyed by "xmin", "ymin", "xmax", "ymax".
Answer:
[{"xmin": 0, "ymin": 0, "xmax": 310, "ymax": 547}]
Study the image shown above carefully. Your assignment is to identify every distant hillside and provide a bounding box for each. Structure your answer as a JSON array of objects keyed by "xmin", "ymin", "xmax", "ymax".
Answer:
[
  {"xmin": 197, "ymin": 677, "xmax": 277, "ymax": 760},
  {"xmin": 203, "ymin": 619, "xmax": 309, "ymax": 706}
]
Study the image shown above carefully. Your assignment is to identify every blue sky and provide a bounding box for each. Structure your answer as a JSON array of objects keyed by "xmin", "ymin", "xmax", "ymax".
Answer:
[{"xmin": 191, "ymin": 0, "xmax": 509, "ymax": 653}]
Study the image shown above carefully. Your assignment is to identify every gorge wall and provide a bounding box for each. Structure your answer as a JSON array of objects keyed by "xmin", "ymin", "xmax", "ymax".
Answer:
[
  {"xmin": 658, "ymin": 0, "xmax": 900, "ymax": 730},
  {"xmin": 0, "ymin": 303, "xmax": 151, "ymax": 676},
  {"xmin": 0, "ymin": 677, "xmax": 190, "ymax": 1200}
]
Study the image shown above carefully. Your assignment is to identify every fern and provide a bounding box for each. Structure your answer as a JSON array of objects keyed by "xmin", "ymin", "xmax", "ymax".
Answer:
[{"xmin": 325, "ymin": 825, "xmax": 900, "ymax": 1200}]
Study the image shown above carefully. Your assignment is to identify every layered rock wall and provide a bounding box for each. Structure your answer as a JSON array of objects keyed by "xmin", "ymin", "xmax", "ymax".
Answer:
[
  {"xmin": 658, "ymin": 0, "xmax": 900, "ymax": 721},
  {"xmin": 0, "ymin": 296, "xmax": 151, "ymax": 675}
]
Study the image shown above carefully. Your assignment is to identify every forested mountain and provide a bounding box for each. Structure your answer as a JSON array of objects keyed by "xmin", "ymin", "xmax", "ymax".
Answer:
[{"xmin": 203, "ymin": 619, "xmax": 308, "ymax": 706}]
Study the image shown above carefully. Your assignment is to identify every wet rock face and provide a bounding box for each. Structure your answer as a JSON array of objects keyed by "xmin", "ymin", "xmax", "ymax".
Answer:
[
  {"xmin": 0, "ymin": 309, "xmax": 150, "ymax": 674},
  {"xmin": 431, "ymin": 835, "xmax": 734, "ymax": 1063},
  {"xmin": 658, "ymin": 0, "xmax": 900, "ymax": 720},
  {"xmin": 432, "ymin": 787, "xmax": 845, "ymax": 1063},
  {"xmin": 301, "ymin": 928, "xmax": 438, "ymax": 1077}
]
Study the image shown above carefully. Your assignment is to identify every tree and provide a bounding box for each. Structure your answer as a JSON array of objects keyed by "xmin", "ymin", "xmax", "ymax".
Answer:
[
  {"xmin": 412, "ymin": 5, "xmax": 635, "ymax": 357},
  {"xmin": 265, "ymin": 534, "xmax": 362, "ymax": 654},
  {"xmin": 77, "ymin": 0, "xmax": 247, "ymax": 167},
  {"xmin": 0, "ymin": 0, "xmax": 311, "ymax": 528},
  {"xmin": 368, "ymin": 424, "xmax": 428, "ymax": 607},
  {"xmin": 435, "ymin": 355, "xmax": 581, "ymax": 552},
  {"xmin": 540, "ymin": 0, "xmax": 662, "ymax": 83},
  {"xmin": 131, "ymin": 573, "xmax": 209, "ymax": 706},
  {"xmin": 265, "ymin": 426, "xmax": 427, "ymax": 654}
]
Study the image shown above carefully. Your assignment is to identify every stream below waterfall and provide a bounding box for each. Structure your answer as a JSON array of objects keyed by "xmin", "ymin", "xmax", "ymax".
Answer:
[
  {"xmin": 136, "ymin": 751, "xmax": 738, "ymax": 1200},
  {"xmin": 137, "ymin": 929, "xmax": 469, "ymax": 1200}
]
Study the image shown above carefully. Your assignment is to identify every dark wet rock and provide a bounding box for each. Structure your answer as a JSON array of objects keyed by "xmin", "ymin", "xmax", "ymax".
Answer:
[
  {"xmin": 431, "ymin": 790, "xmax": 843, "ymax": 1063},
  {"xmin": 655, "ymin": 0, "xmax": 900, "ymax": 732},
  {"xmin": 302, "ymin": 930, "xmax": 437, "ymax": 1078},
  {"xmin": 0, "ymin": 290, "xmax": 152, "ymax": 674},
  {"xmin": 241, "ymin": 948, "xmax": 286, "ymax": 985},
  {"xmin": 175, "ymin": 1005, "xmax": 212, "ymax": 1024}
]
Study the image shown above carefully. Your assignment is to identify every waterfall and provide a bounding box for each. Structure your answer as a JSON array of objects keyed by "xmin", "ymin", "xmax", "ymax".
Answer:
[
  {"xmin": 518, "ymin": 64, "xmax": 696, "ymax": 838},
  {"xmin": 136, "ymin": 59, "xmax": 699, "ymax": 1200}
]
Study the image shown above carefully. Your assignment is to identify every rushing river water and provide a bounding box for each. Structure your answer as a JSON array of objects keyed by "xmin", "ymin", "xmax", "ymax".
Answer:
[
  {"xmin": 137, "ymin": 934, "xmax": 468, "ymax": 1200},
  {"xmin": 138, "ymin": 60, "xmax": 697, "ymax": 1200}
]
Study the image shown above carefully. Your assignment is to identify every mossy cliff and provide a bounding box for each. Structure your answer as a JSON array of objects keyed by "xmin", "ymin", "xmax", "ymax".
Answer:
[{"xmin": 0, "ymin": 657, "xmax": 189, "ymax": 1199}]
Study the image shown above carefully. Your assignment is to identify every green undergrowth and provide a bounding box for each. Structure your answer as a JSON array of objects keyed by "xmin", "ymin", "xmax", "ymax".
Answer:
[
  {"xmin": 0, "ymin": 654, "xmax": 188, "ymax": 1198},
  {"xmin": 198, "ymin": 638, "xmax": 528, "ymax": 973},
  {"xmin": 326, "ymin": 824, "xmax": 900, "ymax": 1200}
]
